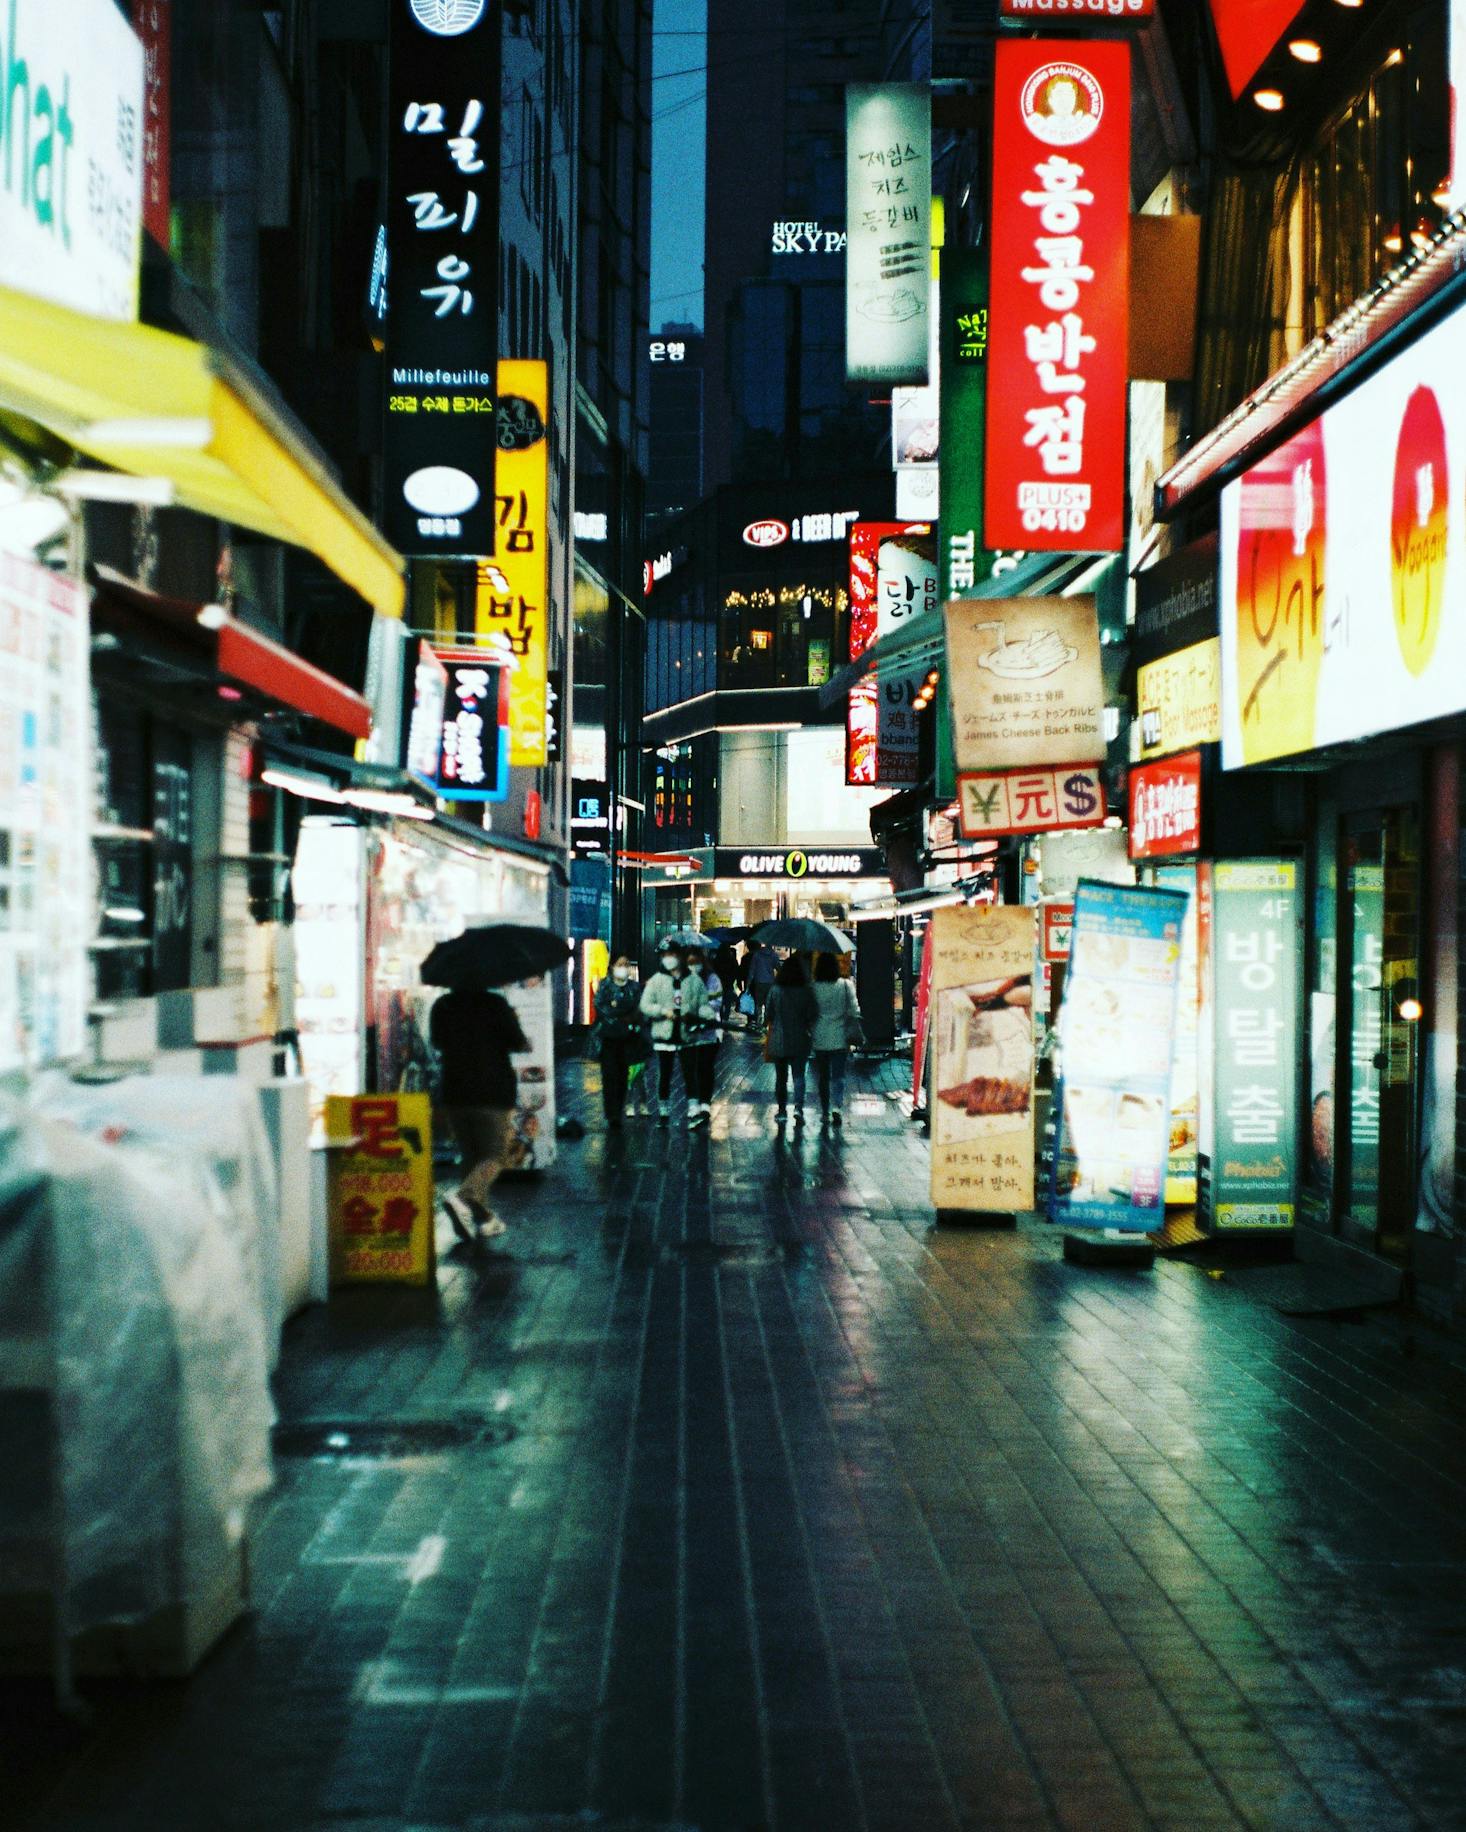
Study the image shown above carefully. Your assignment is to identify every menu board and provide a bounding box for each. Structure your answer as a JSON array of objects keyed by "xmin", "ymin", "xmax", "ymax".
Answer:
[
  {"xmin": 1048, "ymin": 879, "xmax": 1189, "ymax": 1228},
  {"xmin": 929, "ymin": 904, "xmax": 1038, "ymax": 1214},
  {"xmin": 945, "ymin": 596, "xmax": 1105, "ymax": 771},
  {"xmin": 501, "ymin": 971, "xmax": 558, "ymax": 1170},
  {"xmin": 1200, "ymin": 859, "xmax": 1300, "ymax": 1231},
  {"xmin": 326, "ymin": 1092, "xmax": 436, "ymax": 1287}
]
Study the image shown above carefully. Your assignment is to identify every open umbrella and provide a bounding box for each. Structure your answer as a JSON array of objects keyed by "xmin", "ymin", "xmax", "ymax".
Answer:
[
  {"xmin": 660, "ymin": 928, "xmax": 711, "ymax": 950},
  {"xmin": 421, "ymin": 924, "xmax": 570, "ymax": 988},
  {"xmin": 751, "ymin": 917, "xmax": 854, "ymax": 954}
]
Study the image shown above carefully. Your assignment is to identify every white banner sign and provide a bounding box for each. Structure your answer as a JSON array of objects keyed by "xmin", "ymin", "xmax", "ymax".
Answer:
[
  {"xmin": 0, "ymin": 0, "xmax": 145, "ymax": 320},
  {"xmin": 1220, "ymin": 300, "xmax": 1466, "ymax": 767},
  {"xmin": 846, "ymin": 83, "xmax": 930, "ymax": 384}
]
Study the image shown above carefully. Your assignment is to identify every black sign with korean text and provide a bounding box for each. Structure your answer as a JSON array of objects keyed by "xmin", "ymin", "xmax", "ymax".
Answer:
[{"xmin": 384, "ymin": 0, "xmax": 501, "ymax": 557}]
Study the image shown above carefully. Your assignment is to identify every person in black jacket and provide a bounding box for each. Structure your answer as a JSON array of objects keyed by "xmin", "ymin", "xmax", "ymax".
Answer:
[
  {"xmin": 430, "ymin": 982, "xmax": 529, "ymax": 1242},
  {"xmin": 592, "ymin": 955, "xmax": 646, "ymax": 1129}
]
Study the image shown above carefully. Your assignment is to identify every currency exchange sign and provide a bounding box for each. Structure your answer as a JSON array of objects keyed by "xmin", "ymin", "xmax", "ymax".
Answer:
[{"xmin": 985, "ymin": 37, "xmax": 1130, "ymax": 551}]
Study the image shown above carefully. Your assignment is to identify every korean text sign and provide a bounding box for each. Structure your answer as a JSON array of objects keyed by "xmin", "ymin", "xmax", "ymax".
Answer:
[
  {"xmin": 985, "ymin": 38, "xmax": 1130, "ymax": 552},
  {"xmin": 1202, "ymin": 860, "xmax": 1300, "ymax": 1231},
  {"xmin": 384, "ymin": 0, "xmax": 500, "ymax": 556},
  {"xmin": 0, "ymin": 0, "xmax": 144, "ymax": 320},
  {"xmin": 846, "ymin": 84, "xmax": 931, "ymax": 384},
  {"xmin": 929, "ymin": 904, "xmax": 1038, "ymax": 1215},
  {"xmin": 1048, "ymin": 880, "xmax": 1188, "ymax": 1227},
  {"xmin": 945, "ymin": 595, "xmax": 1105, "ymax": 770},
  {"xmin": 131, "ymin": 1, "xmax": 170, "ymax": 249},
  {"xmin": 433, "ymin": 649, "xmax": 509, "ymax": 800},
  {"xmin": 477, "ymin": 359, "xmax": 550, "ymax": 766},
  {"xmin": 1127, "ymin": 750, "xmax": 1203, "ymax": 859},
  {"xmin": 1219, "ymin": 303, "xmax": 1466, "ymax": 767},
  {"xmin": 1137, "ymin": 638, "xmax": 1220, "ymax": 759},
  {"xmin": 846, "ymin": 522, "xmax": 935, "ymax": 787},
  {"xmin": 957, "ymin": 764, "xmax": 1105, "ymax": 839},
  {"xmin": 326, "ymin": 1093, "xmax": 436, "ymax": 1286},
  {"xmin": 939, "ymin": 246, "xmax": 1001, "ymax": 601}
]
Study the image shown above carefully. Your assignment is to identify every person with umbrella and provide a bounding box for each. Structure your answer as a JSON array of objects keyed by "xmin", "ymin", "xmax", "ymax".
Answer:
[
  {"xmin": 713, "ymin": 936, "xmax": 740, "ymax": 1024},
  {"xmin": 765, "ymin": 954, "xmax": 818, "ymax": 1126},
  {"xmin": 745, "ymin": 941, "xmax": 778, "ymax": 1030},
  {"xmin": 639, "ymin": 941, "xmax": 718, "ymax": 1126},
  {"xmin": 421, "ymin": 926, "xmax": 568, "ymax": 1242}
]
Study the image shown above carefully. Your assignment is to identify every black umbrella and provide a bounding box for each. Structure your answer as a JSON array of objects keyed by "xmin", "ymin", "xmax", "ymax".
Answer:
[
  {"xmin": 750, "ymin": 917, "xmax": 854, "ymax": 954},
  {"xmin": 421, "ymin": 924, "xmax": 571, "ymax": 988}
]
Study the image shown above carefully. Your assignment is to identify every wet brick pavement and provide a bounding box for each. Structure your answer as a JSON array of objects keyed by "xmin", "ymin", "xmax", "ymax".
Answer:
[{"xmin": 7, "ymin": 1039, "xmax": 1466, "ymax": 1830}]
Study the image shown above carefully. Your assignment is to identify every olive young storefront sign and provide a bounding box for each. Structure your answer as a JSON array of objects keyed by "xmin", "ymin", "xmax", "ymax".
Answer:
[
  {"xmin": 0, "ymin": 0, "xmax": 145, "ymax": 320},
  {"xmin": 383, "ymin": 0, "xmax": 500, "ymax": 556},
  {"xmin": 716, "ymin": 848, "xmax": 887, "ymax": 881},
  {"xmin": 985, "ymin": 38, "xmax": 1130, "ymax": 552},
  {"xmin": 1220, "ymin": 300, "xmax": 1466, "ymax": 767},
  {"xmin": 846, "ymin": 83, "xmax": 931, "ymax": 385},
  {"xmin": 476, "ymin": 359, "xmax": 549, "ymax": 766}
]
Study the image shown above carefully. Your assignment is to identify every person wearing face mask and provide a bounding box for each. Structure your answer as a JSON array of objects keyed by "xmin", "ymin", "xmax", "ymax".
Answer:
[
  {"xmin": 639, "ymin": 943, "xmax": 706, "ymax": 1123},
  {"xmin": 591, "ymin": 954, "xmax": 647, "ymax": 1130}
]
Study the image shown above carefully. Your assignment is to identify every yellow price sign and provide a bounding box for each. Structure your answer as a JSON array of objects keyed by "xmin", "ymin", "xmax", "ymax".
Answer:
[{"xmin": 325, "ymin": 1093, "xmax": 436, "ymax": 1287}]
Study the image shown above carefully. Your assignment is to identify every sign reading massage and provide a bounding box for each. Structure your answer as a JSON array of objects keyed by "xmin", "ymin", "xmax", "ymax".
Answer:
[
  {"xmin": 1220, "ymin": 302, "xmax": 1466, "ymax": 767},
  {"xmin": 0, "ymin": 0, "xmax": 144, "ymax": 319}
]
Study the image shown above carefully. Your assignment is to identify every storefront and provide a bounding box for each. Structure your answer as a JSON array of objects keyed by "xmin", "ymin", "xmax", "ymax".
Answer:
[{"xmin": 644, "ymin": 846, "xmax": 891, "ymax": 950}]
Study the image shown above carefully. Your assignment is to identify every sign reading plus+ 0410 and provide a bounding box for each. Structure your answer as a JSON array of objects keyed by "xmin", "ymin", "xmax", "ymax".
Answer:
[{"xmin": 383, "ymin": 0, "xmax": 500, "ymax": 557}]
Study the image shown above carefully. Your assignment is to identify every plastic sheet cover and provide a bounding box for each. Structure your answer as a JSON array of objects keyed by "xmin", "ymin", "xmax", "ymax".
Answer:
[{"xmin": 0, "ymin": 1095, "xmax": 274, "ymax": 1641}]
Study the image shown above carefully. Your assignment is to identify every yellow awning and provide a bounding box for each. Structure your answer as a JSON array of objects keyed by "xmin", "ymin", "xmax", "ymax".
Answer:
[{"xmin": 0, "ymin": 284, "xmax": 405, "ymax": 618}]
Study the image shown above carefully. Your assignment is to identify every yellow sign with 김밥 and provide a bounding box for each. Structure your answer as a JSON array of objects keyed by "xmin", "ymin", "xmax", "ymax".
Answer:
[
  {"xmin": 326, "ymin": 1093, "xmax": 436, "ymax": 1287},
  {"xmin": 945, "ymin": 597, "xmax": 1105, "ymax": 772},
  {"xmin": 928, "ymin": 904, "xmax": 1038, "ymax": 1215},
  {"xmin": 477, "ymin": 359, "xmax": 550, "ymax": 766}
]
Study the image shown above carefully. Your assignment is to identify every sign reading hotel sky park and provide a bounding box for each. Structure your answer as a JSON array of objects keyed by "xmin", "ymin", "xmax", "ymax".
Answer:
[{"xmin": 383, "ymin": 0, "xmax": 501, "ymax": 556}]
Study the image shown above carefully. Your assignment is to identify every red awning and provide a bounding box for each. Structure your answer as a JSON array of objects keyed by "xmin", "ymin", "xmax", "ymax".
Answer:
[
  {"xmin": 90, "ymin": 565, "xmax": 371, "ymax": 741},
  {"xmin": 1157, "ymin": 209, "xmax": 1466, "ymax": 519}
]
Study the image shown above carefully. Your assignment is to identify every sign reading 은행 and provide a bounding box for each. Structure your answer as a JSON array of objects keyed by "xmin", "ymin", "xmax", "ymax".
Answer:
[
  {"xmin": 957, "ymin": 765, "xmax": 1105, "ymax": 839},
  {"xmin": 985, "ymin": 38, "xmax": 1130, "ymax": 552},
  {"xmin": 846, "ymin": 83, "xmax": 931, "ymax": 385},
  {"xmin": 326, "ymin": 1093, "xmax": 436, "ymax": 1286},
  {"xmin": 945, "ymin": 595, "xmax": 1105, "ymax": 772},
  {"xmin": 477, "ymin": 359, "xmax": 550, "ymax": 766},
  {"xmin": 929, "ymin": 904, "xmax": 1038, "ymax": 1215},
  {"xmin": 0, "ymin": 0, "xmax": 144, "ymax": 320}
]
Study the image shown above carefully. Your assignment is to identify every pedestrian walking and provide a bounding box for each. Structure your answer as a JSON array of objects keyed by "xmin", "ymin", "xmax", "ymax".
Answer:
[
  {"xmin": 591, "ymin": 955, "xmax": 647, "ymax": 1130},
  {"xmin": 811, "ymin": 952, "xmax": 863, "ymax": 1126},
  {"xmin": 680, "ymin": 946, "xmax": 721, "ymax": 1128},
  {"xmin": 746, "ymin": 942, "xmax": 777, "ymax": 1028},
  {"xmin": 430, "ymin": 981, "xmax": 529, "ymax": 1242},
  {"xmin": 713, "ymin": 939, "xmax": 740, "ymax": 1023},
  {"xmin": 640, "ymin": 944, "xmax": 716, "ymax": 1124},
  {"xmin": 765, "ymin": 955, "xmax": 817, "ymax": 1125}
]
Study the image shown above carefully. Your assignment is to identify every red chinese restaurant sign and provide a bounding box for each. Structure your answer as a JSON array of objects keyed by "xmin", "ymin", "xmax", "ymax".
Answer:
[
  {"xmin": 956, "ymin": 764, "xmax": 1106, "ymax": 839},
  {"xmin": 985, "ymin": 37, "xmax": 1130, "ymax": 553},
  {"xmin": 1128, "ymin": 749, "xmax": 1203, "ymax": 859}
]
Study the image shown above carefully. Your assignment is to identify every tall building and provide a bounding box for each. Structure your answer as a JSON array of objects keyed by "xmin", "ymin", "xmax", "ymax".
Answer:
[{"xmin": 646, "ymin": 323, "xmax": 704, "ymax": 532}]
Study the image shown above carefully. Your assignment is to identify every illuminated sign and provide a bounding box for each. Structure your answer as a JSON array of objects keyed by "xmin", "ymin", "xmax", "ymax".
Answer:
[
  {"xmin": 985, "ymin": 38, "xmax": 1130, "ymax": 552},
  {"xmin": 1128, "ymin": 751, "xmax": 1203, "ymax": 859},
  {"xmin": 846, "ymin": 84, "xmax": 931, "ymax": 384},
  {"xmin": 476, "ymin": 359, "xmax": 549, "ymax": 766},
  {"xmin": 649, "ymin": 337, "xmax": 689, "ymax": 362},
  {"xmin": 1219, "ymin": 302, "xmax": 1466, "ymax": 767},
  {"xmin": 718, "ymin": 849, "xmax": 887, "ymax": 880},
  {"xmin": 743, "ymin": 519, "xmax": 788, "ymax": 549},
  {"xmin": 433, "ymin": 649, "xmax": 509, "ymax": 801},
  {"xmin": 1137, "ymin": 638, "xmax": 1221, "ymax": 759},
  {"xmin": 574, "ymin": 510, "xmax": 607, "ymax": 541},
  {"xmin": 404, "ymin": 641, "xmax": 448, "ymax": 787},
  {"xmin": 1001, "ymin": 0, "xmax": 1153, "ymax": 15},
  {"xmin": 772, "ymin": 220, "xmax": 847, "ymax": 254},
  {"xmin": 384, "ymin": 0, "xmax": 499, "ymax": 555},
  {"xmin": 741, "ymin": 510, "xmax": 861, "ymax": 549},
  {"xmin": 956, "ymin": 765, "xmax": 1105, "ymax": 839},
  {"xmin": 848, "ymin": 522, "xmax": 937, "ymax": 658}
]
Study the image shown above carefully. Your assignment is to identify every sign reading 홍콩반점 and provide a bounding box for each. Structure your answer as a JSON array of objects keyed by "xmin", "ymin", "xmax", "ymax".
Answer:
[
  {"xmin": 984, "ymin": 38, "xmax": 1130, "ymax": 552},
  {"xmin": 929, "ymin": 904, "xmax": 1038, "ymax": 1215},
  {"xmin": 945, "ymin": 596, "xmax": 1105, "ymax": 771},
  {"xmin": 1048, "ymin": 880, "xmax": 1189, "ymax": 1228},
  {"xmin": 957, "ymin": 765, "xmax": 1105, "ymax": 840},
  {"xmin": 0, "ymin": 0, "xmax": 145, "ymax": 320},
  {"xmin": 477, "ymin": 359, "xmax": 550, "ymax": 765},
  {"xmin": 383, "ymin": 0, "xmax": 499, "ymax": 556},
  {"xmin": 846, "ymin": 84, "xmax": 931, "ymax": 385},
  {"xmin": 326, "ymin": 1093, "xmax": 436, "ymax": 1286},
  {"xmin": 1137, "ymin": 639, "xmax": 1220, "ymax": 759},
  {"xmin": 1201, "ymin": 860, "xmax": 1300, "ymax": 1231}
]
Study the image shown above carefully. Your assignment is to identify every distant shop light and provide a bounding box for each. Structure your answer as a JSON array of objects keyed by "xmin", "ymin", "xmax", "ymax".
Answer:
[
  {"xmin": 261, "ymin": 764, "xmax": 349, "ymax": 804},
  {"xmin": 1253, "ymin": 87, "xmax": 1285, "ymax": 110},
  {"xmin": 1288, "ymin": 38, "xmax": 1321, "ymax": 62},
  {"xmin": 344, "ymin": 787, "xmax": 435, "ymax": 819},
  {"xmin": 574, "ymin": 510, "xmax": 608, "ymax": 541}
]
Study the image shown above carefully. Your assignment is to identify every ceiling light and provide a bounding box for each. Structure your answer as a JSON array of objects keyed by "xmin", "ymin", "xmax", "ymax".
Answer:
[
  {"xmin": 1333, "ymin": 0, "xmax": 1362, "ymax": 7},
  {"xmin": 1382, "ymin": 224, "xmax": 1404, "ymax": 253},
  {"xmin": 344, "ymin": 788, "xmax": 435, "ymax": 818},
  {"xmin": 54, "ymin": 471, "xmax": 176, "ymax": 505},
  {"xmin": 1253, "ymin": 88, "xmax": 1286, "ymax": 111},
  {"xmin": 1288, "ymin": 38, "xmax": 1322, "ymax": 62},
  {"xmin": 1431, "ymin": 175, "xmax": 1454, "ymax": 209},
  {"xmin": 1384, "ymin": 47, "xmax": 1403, "ymax": 66},
  {"xmin": 261, "ymin": 764, "xmax": 348, "ymax": 804}
]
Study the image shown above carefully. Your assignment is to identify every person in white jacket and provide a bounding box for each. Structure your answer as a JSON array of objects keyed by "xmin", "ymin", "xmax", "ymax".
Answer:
[
  {"xmin": 638, "ymin": 946, "xmax": 718, "ymax": 1125},
  {"xmin": 809, "ymin": 953, "xmax": 863, "ymax": 1125}
]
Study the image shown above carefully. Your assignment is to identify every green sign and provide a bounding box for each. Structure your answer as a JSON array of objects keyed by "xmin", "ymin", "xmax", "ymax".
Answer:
[
  {"xmin": 939, "ymin": 246, "xmax": 998, "ymax": 603},
  {"xmin": 1202, "ymin": 859, "xmax": 1301, "ymax": 1232}
]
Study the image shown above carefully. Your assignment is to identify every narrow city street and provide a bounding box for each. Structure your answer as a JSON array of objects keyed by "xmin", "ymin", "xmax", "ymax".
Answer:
[{"xmin": 8, "ymin": 1044, "xmax": 1466, "ymax": 1832}]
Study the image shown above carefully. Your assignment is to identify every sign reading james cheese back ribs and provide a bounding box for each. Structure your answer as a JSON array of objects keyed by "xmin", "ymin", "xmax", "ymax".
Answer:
[
  {"xmin": 929, "ymin": 904, "xmax": 1038, "ymax": 1216},
  {"xmin": 945, "ymin": 595, "xmax": 1105, "ymax": 772}
]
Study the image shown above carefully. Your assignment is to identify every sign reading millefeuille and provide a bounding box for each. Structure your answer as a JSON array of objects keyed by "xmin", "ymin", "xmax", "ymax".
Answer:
[
  {"xmin": 384, "ymin": 0, "xmax": 500, "ymax": 556},
  {"xmin": 985, "ymin": 38, "xmax": 1130, "ymax": 551},
  {"xmin": 0, "ymin": 0, "xmax": 144, "ymax": 319},
  {"xmin": 1219, "ymin": 303, "xmax": 1466, "ymax": 767},
  {"xmin": 1128, "ymin": 750, "xmax": 1202, "ymax": 859},
  {"xmin": 1137, "ymin": 638, "xmax": 1220, "ymax": 759},
  {"xmin": 957, "ymin": 765, "xmax": 1105, "ymax": 840},
  {"xmin": 1201, "ymin": 860, "xmax": 1300, "ymax": 1232},
  {"xmin": 945, "ymin": 596, "xmax": 1105, "ymax": 771},
  {"xmin": 846, "ymin": 84, "xmax": 930, "ymax": 384},
  {"xmin": 477, "ymin": 359, "xmax": 550, "ymax": 766}
]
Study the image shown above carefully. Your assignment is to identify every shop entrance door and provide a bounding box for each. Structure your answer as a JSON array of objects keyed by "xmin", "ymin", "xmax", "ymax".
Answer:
[{"xmin": 1339, "ymin": 808, "xmax": 1422, "ymax": 1263}]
